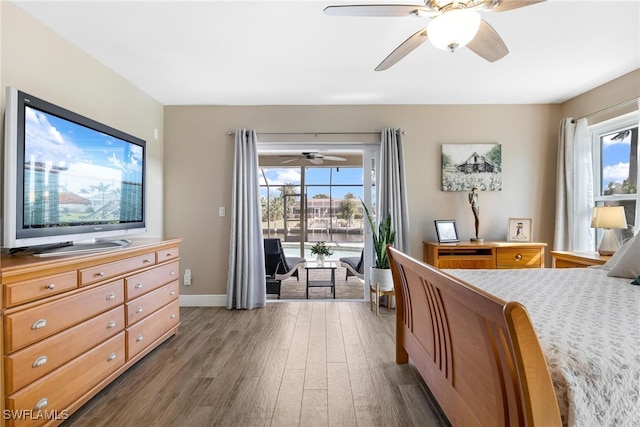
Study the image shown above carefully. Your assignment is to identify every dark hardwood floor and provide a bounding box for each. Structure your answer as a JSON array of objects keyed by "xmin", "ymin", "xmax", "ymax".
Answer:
[{"xmin": 63, "ymin": 302, "xmax": 448, "ymax": 426}]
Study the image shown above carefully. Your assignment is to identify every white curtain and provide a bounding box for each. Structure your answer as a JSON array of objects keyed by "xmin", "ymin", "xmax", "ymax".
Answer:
[
  {"xmin": 553, "ymin": 118, "xmax": 594, "ymax": 251},
  {"xmin": 378, "ymin": 128, "xmax": 410, "ymax": 252},
  {"xmin": 226, "ymin": 129, "xmax": 266, "ymax": 310}
]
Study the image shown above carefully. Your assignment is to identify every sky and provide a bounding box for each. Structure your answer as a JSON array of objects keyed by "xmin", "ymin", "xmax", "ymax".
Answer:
[
  {"xmin": 25, "ymin": 105, "xmax": 144, "ymax": 195},
  {"xmin": 260, "ymin": 166, "xmax": 364, "ymax": 199},
  {"xmin": 601, "ymin": 129, "xmax": 634, "ymax": 191}
]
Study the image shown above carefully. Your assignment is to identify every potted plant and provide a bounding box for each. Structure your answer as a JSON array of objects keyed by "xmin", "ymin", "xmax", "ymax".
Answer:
[
  {"xmin": 310, "ymin": 241, "xmax": 332, "ymax": 265},
  {"xmin": 361, "ymin": 200, "xmax": 396, "ymax": 291}
]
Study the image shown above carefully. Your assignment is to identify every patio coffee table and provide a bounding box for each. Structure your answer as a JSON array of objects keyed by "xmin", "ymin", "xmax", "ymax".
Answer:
[{"xmin": 305, "ymin": 261, "xmax": 337, "ymax": 299}]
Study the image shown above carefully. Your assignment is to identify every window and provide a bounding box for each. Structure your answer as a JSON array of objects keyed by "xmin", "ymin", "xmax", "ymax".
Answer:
[{"xmin": 591, "ymin": 112, "xmax": 639, "ymax": 243}]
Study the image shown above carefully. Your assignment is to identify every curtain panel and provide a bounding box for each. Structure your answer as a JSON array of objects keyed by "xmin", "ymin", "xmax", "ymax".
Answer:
[
  {"xmin": 226, "ymin": 129, "xmax": 266, "ymax": 310},
  {"xmin": 554, "ymin": 118, "xmax": 594, "ymax": 251},
  {"xmin": 378, "ymin": 128, "xmax": 410, "ymax": 252}
]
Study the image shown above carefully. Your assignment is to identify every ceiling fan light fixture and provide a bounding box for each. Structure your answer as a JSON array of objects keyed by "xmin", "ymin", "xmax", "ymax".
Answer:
[{"xmin": 427, "ymin": 9, "xmax": 481, "ymax": 52}]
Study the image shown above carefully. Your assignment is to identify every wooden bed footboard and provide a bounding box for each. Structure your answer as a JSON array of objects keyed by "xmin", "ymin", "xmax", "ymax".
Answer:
[{"xmin": 387, "ymin": 246, "xmax": 561, "ymax": 427}]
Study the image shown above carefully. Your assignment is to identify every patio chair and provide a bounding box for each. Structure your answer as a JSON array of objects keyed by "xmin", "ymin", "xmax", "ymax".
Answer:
[
  {"xmin": 263, "ymin": 238, "xmax": 305, "ymax": 281},
  {"xmin": 340, "ymin": 249, "xmax": 364, "ymax": 280}
]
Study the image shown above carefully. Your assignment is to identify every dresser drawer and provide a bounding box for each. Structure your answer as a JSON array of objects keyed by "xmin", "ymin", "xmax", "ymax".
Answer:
[
  {"xmin": 156, "ymin": 247, "xmax": 179, "ymax": 264},
  {"xmin": 79, "ymin": 252, "xmax": 156, "ymax": 286},
  {"xmin": 4, "ymin": 280, "xmax": 124, "ymax": 353},
  {"xmin": 126, "ymin": 299, "xmax": 180, "ymax": 359},
  {"xmin": 125, "ymin": 261, "xmax": 179, "ymax": 300},
  {"xmin": 5, "ymin": 332, "xmax": 125, "ymax": 427},
  {"xmin": 4, "ymin": 271, "xmax": 78, "ymax": 308},
  {"xmin": 496, "ymin": 247, "xmax": 543, "ymax": 269},
  {"xmin": 125, "ymin": 281, "xmax": 178, "ymax": 326},
  {"xmin": 4, "ymin": 306, "xmax": 125, "ymax": 394}
]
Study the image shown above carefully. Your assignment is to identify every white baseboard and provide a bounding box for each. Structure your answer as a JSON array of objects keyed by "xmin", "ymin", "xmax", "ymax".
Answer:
[{"xmin": 179, "ymin": 294, "xmax": 227, "ymax": 307}]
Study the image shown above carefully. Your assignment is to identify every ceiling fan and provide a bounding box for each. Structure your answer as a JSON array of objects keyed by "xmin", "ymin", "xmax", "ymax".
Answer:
[
  {"xmin": 324, "ymin": 0, "xmax": 545, "ymax": 70},
  {"xmin": 280, "ymin": 152, "xmax": 347, "ymax": 165}
]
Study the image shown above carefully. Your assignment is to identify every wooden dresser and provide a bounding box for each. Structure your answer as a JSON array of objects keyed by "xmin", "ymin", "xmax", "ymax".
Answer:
[
  {"xmin": 0, "ymin": 238, "xmax": 181, "ymax": 427},
  {"xmin": 423, "ymin": 240, "xmax": 546, "ymax": 269}
]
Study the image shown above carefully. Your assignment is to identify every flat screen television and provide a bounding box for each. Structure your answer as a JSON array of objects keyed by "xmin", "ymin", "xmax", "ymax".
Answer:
[{"xmin": 2, "ymin": 87, "xmax": 146, "ymax": 256}]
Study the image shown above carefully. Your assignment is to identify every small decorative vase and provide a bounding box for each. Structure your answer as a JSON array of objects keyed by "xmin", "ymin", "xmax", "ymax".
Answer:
[{"xmin": 316, "ymin": 255, "xmax": 325, "ymax": 266}]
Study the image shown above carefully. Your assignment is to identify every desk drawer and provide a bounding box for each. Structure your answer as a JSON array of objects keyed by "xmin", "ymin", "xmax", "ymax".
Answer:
[
  {"xmin": 5, "ymin": 332, "xmax": 125, "ymax": 427},
  {"xmin": 125, "ymin": 261, "xmax": 179, "ymax": 300},
  {"xmin": 4, "ymin": 280, "xmax": 124, "ymax": 353},
  {"xmin": 125, "ymin": 281, "xmax": 178, "ymax": 326},
  {"xmin": 126, "ymin": 299, "xmax": 180, "ymax": 359},
  {"xmin": 4, "ymin": 271, "xmax": 77, "ymax": 308},
  {"xmin": 156, "ymin": 247, "xmax": 179, "ymax": 264},
  {"xmin": 496, "ymin": 247, "xmax": 542, "ymax": 269},
  {"xmin": 79, "ymin": 252, "xmax": 156, "ymax": 286}
]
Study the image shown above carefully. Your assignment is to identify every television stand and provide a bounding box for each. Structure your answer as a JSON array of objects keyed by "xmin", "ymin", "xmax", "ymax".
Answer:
[{"xmin": 32, "ymin": 239, "xmax": 132, "ymax": 257}]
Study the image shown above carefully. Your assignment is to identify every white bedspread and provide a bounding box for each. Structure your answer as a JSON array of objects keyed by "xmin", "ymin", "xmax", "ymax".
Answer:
[{"xmin": 446, "ymin": 268, "xmax": 640, "ymax": 427}]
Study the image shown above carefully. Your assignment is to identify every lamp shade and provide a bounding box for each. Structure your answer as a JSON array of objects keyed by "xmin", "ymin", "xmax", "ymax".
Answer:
[
  {"xmin": 590, "ymin": 206, "xmax": 628, "ymax": 229},
  {"xmin": 427, "ymin": 9, "xmax": 481, "ymax": 52}
]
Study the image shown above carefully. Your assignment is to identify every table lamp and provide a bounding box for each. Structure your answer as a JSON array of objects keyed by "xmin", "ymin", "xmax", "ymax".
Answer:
[{"xmin": 590, "ymin": 206, "xmax": 628, "ymax": 255}]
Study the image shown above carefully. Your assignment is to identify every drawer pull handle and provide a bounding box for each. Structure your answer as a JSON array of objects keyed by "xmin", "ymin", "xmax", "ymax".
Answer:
[
  {"xmin": 136, "ymin": 335, "xmax": 144, "ymax": 342},
  {"xmin": 136, "ymin": 306, "xmax": 143, "ymax": 314},
  {"xmin": 33, "ymin": 356, "xmax": 48, "ymax": 368},
  {"xmin": 106, "ymin": 293, "xmax": 116, "ymax": 300},
  {"xmin": 170, "ymin": 291, "xmax": 176, "ymax": 296},
  {"xmin": 45, "ymin": 283, "xmax": 55, "ymax": 290},
  {"xmin": 143, "ymin": 258, "xmax": 152, "ymax": 263},
  {"xmin": 95, "ymin": 272, "xmax": 105, "ymax": 277},
  {"xmin": 170, "ymin": 271, "xmax": 175, "ymax": 276},
  {"xmin": 166, "ymin": 253, "xmax": 172, "ymax": 257},
  {"xmin": 107, "ymin": 352, "xmax": 117, "ymax": 362},
  {"xmin": 135, "ymin": 283, "xmax": 143, "ymax": 289},
  {"xmin": 170, "ymin": 313, "xmax": 176, "ymax": 319},
  {"xmin": 514, "ymin": 254, "xmax": 523, "ymax": 261},
  {"xmin": 34, "ymin": 398, "xmax": 48, "ymax": 410},
  {"xmin": 32, "ymin": 319, "xmax": 47, "ymax": 330},
  {"xmin": 107, "ymin": 320, "xmax": 117, "ymax": 329}
]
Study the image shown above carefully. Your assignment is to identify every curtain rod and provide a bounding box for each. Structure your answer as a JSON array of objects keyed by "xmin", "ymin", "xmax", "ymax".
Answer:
[
  {"xmin": 227, "ymin": 130, "xmax": 406, "ymax": 136},
  {"xmin": 573, "ymin": 97, "xmax": 639, "ymax": 123}
]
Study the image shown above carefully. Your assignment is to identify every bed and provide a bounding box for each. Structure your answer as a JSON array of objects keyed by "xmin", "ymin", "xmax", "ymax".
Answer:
[{"xmin": 386, "ymin": 240, "xmax": 640, "ymax": 427}]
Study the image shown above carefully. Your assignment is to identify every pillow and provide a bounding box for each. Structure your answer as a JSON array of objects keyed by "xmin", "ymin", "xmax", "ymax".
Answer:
[
  {"xmin": 607, "ymin": 233, "xmax": 640, "ymax": 279},
  {"xmin": 602, "ymin": 233, "xmax": 637, "ymax": 270}
]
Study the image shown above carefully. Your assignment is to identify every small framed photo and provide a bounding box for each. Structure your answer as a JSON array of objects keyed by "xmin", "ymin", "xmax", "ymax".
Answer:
[
  {"xmin": 508, "ymin": 218, "xmax": 532, "ymax": 242},
  {"xmin": 434, "ymin": 220, "xmax": 460, "ymax": 243}
]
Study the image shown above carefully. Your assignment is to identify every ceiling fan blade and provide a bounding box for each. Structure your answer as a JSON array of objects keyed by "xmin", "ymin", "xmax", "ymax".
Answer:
[
  {"xmin": 323, "ymin": 5, "xmax": 434, "ymax": 18},
  {"xmin": 490, "ymin": 0, "xmax": 545, "ymax": 12},
  {"xmin": 309, "ymin": 158, "xmax": 324, "ymax": 165},
  {"xmin": 322, "ymin": 155, "xmax": 347, "ymax": 162},
  {"xmin": 375, "ymin": 28, "xmax": 428, "ymax": 71},
  {"xmin": 281, "ymin": 158, "xmax": 300, "ymax": 164},
  {"xmin": 466, "ymin": 19, "xmax": 508, "ymax": 62}
]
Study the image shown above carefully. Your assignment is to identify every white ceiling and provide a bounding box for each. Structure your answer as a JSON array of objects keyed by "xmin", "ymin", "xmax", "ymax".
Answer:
[{"xmin": 11, "ymin": 0, "xmax": 640, "ymax": 106}]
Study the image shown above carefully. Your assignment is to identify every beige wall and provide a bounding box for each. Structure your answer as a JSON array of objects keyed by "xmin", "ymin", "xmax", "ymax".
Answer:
[
  {"xmin": 165, "ymin": 104, "xmax": 562, "ymax": 297},
  {"xmin": 0, "ymin": 2, "xmax": 165, "ymax": 239},
  {"xmin": 561, "ymin": 69, "xmax": 640, "ymax": 124}
]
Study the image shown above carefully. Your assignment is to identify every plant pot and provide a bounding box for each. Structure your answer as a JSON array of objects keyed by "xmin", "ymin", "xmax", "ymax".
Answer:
[
  {"xmin": 316, "ymin": 255, "xmax": 325, "ymax": 266},
  {"xmin": 370, "ymin": 267, "xmax": 393, "ymax": 291}
]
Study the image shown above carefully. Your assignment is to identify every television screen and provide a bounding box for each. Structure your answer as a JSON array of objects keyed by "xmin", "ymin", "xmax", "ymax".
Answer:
[
  {"xmin": 3, "ymin": 87, "xmax": 146, "ymax": 253},
  {"xmin": 22, "ymin": 105, "xmax": 144, "ymax": 229}
]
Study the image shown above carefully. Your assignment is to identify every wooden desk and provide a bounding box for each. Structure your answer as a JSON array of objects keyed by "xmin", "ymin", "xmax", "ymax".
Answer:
[
  {"xmin": 550, "ymin": 251, "xmax": 611, "ymax": 268},
  {"xmin": 423, "ymin": 241, "xmax": 546, "ymax": 269}
]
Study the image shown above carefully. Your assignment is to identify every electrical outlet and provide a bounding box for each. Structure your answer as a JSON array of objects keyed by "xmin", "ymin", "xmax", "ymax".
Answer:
[{"xmin": 184, "ymin": 269, "xmax": 192, "ymax": 286}]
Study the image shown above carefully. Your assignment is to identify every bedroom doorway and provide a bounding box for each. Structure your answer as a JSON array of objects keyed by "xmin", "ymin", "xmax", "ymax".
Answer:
[{"xmin": 258, "ymin": 145, "xmax": 377, "ymax": 300}]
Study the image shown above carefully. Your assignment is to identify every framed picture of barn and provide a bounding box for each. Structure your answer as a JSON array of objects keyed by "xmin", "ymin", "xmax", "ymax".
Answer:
[{"xmin": 441, "ymin": 143, "xmax": 502, "ymax": 191}]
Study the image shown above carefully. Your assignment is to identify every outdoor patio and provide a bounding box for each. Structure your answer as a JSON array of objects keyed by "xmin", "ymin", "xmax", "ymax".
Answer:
[{"xmin": 268, "ymin": 264, "xmax": 365, "ymax": 300}]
